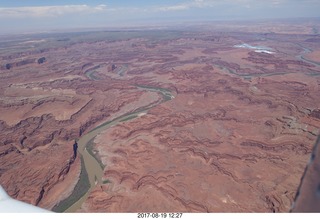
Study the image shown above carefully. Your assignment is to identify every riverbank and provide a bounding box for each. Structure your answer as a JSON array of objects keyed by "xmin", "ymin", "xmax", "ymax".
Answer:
[
  {"xmin": 52, "ymin": 156, "xmax": 90, "ymax": 212},
  {"xmin": 57, "ymin": 85, "xmax": 174, "ymax": 212}
]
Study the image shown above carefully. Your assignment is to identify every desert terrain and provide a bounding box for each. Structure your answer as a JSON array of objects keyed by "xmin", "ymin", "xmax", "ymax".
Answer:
[{"xmin": 0, "ymin": 20, "xmax": 319, "ymax": 212}]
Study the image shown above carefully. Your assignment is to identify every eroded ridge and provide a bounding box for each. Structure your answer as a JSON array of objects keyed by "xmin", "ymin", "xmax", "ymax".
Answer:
[{"xmin": 0, "ymin": 23, "xmax": 319, "ymax": 212}]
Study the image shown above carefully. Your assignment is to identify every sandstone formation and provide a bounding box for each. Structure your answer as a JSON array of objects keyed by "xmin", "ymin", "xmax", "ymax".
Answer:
[
  {"xmin": 0, "ymin": 20, "xmax": 319, "ymax": 212},
  {"xmin": 81, "ymin": 61, "xmax": 319, "ymax": 213}
]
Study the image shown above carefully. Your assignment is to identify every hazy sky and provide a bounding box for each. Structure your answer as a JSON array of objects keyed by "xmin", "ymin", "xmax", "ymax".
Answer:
[{"xmin": 0, "ymin": 0, "xmax": 319, "ymax": 33}]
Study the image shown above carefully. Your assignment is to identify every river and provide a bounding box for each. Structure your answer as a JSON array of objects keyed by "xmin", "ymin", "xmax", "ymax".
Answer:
[
  {"xmin": 218, "ymin": 43, "xmax": 320, "ymax": 79},
  {"xmin": 58, "ymin": 41, "xmax": 318, "ymax": 212},
  {"xmin": 54, "ymin": 83, "xmax": 174, "ymax": 212}
]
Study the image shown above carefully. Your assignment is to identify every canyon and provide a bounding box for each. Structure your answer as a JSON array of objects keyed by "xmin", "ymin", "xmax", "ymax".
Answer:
[{"xmin": 0, "ymin": 20, "xmax": 319, "ymax": 212}]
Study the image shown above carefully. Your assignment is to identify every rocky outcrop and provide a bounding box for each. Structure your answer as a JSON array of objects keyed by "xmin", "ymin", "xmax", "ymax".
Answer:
[
  {"xmin": 310, "ymin": 109, "xmax": 320, "ymax": 120},
  {"xmin": 37, "ymin": 57, "xmax": 46, "ymax": 64},
  {"xmin": 2, "ymin": 58, "xmax": 36, "ymax": 70},
  {"xmin": 81, "ymin": 69, "xmax": 319, "ymax": 212},
  {"xmin": 1, "ymin": 25, "xmax": 320, "ymax": 213},
  {"xmin": 244, "ymin": 51, "xmax": 314, "ymax": 69},
  {"xmin": 0, "ymin": 141, "xmax": 80, "ymax": 208}
]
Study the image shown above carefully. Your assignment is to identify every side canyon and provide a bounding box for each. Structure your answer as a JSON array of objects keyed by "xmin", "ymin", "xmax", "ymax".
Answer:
[{"xmin": 0, "ymin": 22, "xmax": 319, "ymax": 212}]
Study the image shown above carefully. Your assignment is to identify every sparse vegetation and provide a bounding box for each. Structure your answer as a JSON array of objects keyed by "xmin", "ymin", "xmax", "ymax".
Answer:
[
  {"xmin": 119, "ymin": 115, "xmax": 138, "ymax": 122},
  {"xmin": 102, "ymin": 179, "xmax": 111, "ymax": 184}
]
